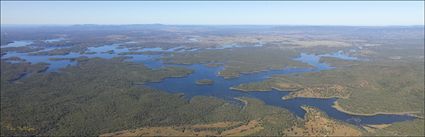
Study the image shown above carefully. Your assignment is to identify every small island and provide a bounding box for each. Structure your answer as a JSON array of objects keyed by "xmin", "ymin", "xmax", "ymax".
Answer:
[
  {"xmin": 196, "ymin": 79, "xmax": 214, "ymax": 85},
  {"xmin": 102, "ymin": 50, "xmax": 115, "ymax": 54}
]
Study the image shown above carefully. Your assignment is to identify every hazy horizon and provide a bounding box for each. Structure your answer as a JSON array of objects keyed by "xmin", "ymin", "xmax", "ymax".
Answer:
[
  {"xmin": 1, "ymin": 24, "xmax": 424, "ymax": 27},
  {"xmin": 1, "ymin": 1, "xmax": 424, "ymax": 26}
]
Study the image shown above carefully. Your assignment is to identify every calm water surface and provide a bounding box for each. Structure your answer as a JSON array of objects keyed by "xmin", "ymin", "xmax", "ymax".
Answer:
[
  {"xmin": 1, "ymin": 40, "xmax": 417, "ymax": 125},
  {"xmin": 146, "ymin": 54, "xmax": 416, "ymax": 125}
]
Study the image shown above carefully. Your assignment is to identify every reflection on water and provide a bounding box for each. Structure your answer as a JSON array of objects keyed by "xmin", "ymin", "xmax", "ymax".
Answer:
[{"xmin": 44, "ymin": 38, "xmax": 65, "ymax": 43}]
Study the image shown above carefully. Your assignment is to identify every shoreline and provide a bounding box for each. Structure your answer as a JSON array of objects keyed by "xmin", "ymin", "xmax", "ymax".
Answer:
[
  {"xmin": 229, "ymin": 86, "xmax": 271, "ymax": 92},
  {"xmin": 217, "ymin": 63, "xmax": 313, "ymax": 79},
  {"xmin": 282, "ymin": 95, "xmax": 339, "ymax": 100},
  {"xmin": 282, "ymin": 93, "xmax": 349, "ymax": 100},
  {"xmin": 332, "ymin": 101, "xmax": 423, "ymax": 118},
  {"xmin": 230, "ymin": 85, "xmax": 296, "ymax": 92},
  {"xmin": 233, "ymin": 97, "xmax": 248, "ymax": 110}
]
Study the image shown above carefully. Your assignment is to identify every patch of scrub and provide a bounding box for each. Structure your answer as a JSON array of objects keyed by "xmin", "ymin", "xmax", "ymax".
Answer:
[{"xmin": 196, "ymin": 79, "xmax": 214, "ymax": 85}]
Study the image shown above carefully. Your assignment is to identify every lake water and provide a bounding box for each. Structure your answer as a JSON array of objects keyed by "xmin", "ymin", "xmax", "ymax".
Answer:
[
  {"xmin": 1, "ymin": 40, "xmax": 417, "ymax": 125},
  {"xmin": 146, "ymin": 54, "xmax": 416, "ymax": 125},
  {"xmin": 1, "ymin": 41, "xmax": 33, "ymax": 48}
]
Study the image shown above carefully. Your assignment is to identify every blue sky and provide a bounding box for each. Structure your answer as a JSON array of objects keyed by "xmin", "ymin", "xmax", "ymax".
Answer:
[{"xmin": 1, "ymin": 1, "xmax": 424, "ymax": 26}]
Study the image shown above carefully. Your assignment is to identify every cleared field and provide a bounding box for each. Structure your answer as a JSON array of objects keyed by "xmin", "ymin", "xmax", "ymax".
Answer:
[
  {"xmin": 283, "ymin": 106, "xmax": 362, "ymax": 136},
  {"xmin": 100, "ymin": 120, "xmax": 263, "ymax": 136}
]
